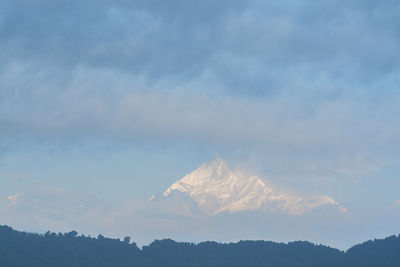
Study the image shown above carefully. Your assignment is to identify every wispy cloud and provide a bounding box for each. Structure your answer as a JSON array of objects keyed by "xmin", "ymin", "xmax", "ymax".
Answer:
[
  {"xmin": 391, "ymin": 200, "xmax": 400, "ymax": 208},
  {"xmin": 7, "ymin": 192, "xmax": 24, "ymax": 206}
]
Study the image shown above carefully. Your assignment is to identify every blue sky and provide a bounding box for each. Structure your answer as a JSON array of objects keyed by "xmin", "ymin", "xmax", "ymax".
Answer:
[{"xmin": 1, "ymin": 0, "xmax": 400, "ymax": 248}]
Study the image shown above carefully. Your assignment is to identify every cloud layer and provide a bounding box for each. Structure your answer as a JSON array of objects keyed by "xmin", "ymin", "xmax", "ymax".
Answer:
[
  {"xmin": 2, "ymin": 0, "xmax": 400, "ymax": 154},
  {"xmin": 1, "ymin": 0, "xmax": 400, "ymax": 249}
]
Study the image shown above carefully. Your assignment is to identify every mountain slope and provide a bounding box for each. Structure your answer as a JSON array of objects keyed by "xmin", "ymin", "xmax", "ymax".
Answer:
[{"xmin": 152, "ymin": 159, "xmax": 341, "ymax": 215}]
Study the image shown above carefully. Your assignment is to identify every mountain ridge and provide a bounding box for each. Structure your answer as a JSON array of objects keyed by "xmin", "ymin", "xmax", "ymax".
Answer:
[{"xmin": 151, "ymin": 159, "xmax": 343, "ymax": 216}]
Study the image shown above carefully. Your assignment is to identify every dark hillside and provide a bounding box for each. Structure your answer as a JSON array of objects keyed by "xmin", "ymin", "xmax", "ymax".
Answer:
[
  {"xmin": 0, "ymin": 226, "xmax": 141, "ymax": 267},
  {"xmin": 1, "ymin": 225, "xmax": 399, "ymax": 267},
  {"xmin": 142, "ymin": 239, "xmax": 343, "ymax": 267},
  {"xmin": 345, "ymin": 235, "xmax": 400, "ymax": 267}
]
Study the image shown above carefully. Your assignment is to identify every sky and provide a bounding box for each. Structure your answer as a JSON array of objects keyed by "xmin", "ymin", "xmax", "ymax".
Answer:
[{"xmin": 1, "ymin": 0, "xmax": 400, "ymax": 249}]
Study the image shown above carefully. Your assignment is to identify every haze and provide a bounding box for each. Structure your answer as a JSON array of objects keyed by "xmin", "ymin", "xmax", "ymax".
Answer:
[{"xmin": 1, "ymin": 0, "xmax": 400, "ymax": 250}]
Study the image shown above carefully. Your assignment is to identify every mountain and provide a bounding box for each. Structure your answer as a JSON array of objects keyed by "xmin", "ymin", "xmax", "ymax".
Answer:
[{"xmin": 151, "ymin": 159, "xmax": 341, "ymax": 216}]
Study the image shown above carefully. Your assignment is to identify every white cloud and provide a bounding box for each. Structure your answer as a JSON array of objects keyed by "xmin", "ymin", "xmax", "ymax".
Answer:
[
  {"xmin": 272, "ymin": 194, "xmax": 346, "ymax": 216},
  {"xmin": 305, "ymin": 195, "xmax": 339, "ymax": 210}
]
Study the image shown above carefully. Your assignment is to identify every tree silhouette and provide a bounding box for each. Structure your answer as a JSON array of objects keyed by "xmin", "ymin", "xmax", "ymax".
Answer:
[{"xmin": 0, "ymin": 225, "xmax": 399, "ymax": 267}]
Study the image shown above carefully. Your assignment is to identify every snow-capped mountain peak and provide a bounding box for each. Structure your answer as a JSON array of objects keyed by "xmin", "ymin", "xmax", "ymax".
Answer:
[{"xmin": 153, "ymin": 159, "xmax": 342, "ymax": 216}]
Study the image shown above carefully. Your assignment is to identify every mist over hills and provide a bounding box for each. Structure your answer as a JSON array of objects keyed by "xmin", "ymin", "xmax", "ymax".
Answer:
[
  {"xmin": 1, "ymin": 225, "xmax": 400, "ymax": 267},
  {"xmin": 0, "ymin": 159, "xmax": 368, "ymax": 249}
]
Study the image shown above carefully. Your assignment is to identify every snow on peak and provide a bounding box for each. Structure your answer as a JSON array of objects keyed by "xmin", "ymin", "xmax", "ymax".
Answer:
[{"xmin": 155, "ymin": 159, "xmax": 342, "ymax": 216}]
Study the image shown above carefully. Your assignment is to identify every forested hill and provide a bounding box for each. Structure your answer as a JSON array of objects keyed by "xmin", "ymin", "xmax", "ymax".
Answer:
[{"xmin": 1, "ymin": 225, "xmax": 399, "ymax": 267}]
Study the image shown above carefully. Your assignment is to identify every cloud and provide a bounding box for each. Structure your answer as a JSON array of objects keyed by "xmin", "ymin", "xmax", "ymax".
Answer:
[
  {"xmin": 0, "ymin": 182, "xmax": 114, "ymax": 235},
  {"xmin": 7, "ymin": 192, "xmax": 24, "ymax": 206},
  {"xmin": 1, "ymin": 0, "xmax": 400, "ymax": 159},
  {"xmin": 2, "ymin": 0, "xmax": 399, "ymax": 81},
  {"xmin": 391, "ymin": 200, "xmax": 400, "ymax": 208},
  {"xmin": 298, "ymin": 194, "xmax": 347, "ymax": 214},
  {"xmin": 2, "ymin": 63, "xmax": 400, "ymax": 150}
]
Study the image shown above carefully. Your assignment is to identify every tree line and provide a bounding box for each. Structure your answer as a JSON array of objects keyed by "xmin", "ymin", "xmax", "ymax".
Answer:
[{"xmin": 0, "ymin": 225, "xmax": 399, "ymax": 266}]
